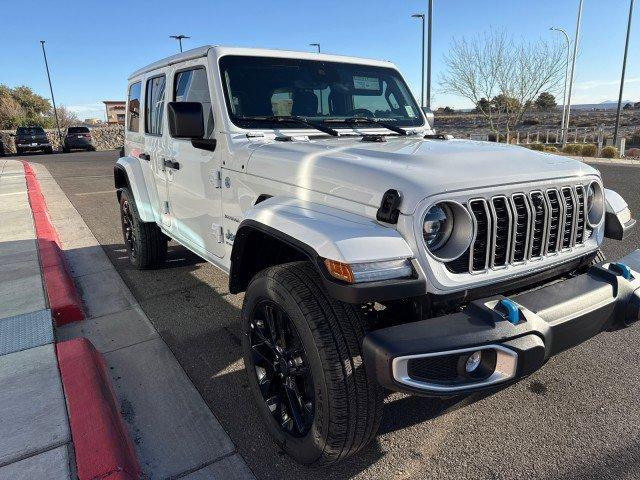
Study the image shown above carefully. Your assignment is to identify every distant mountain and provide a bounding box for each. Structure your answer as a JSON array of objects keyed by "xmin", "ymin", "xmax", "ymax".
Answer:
[{"xmin": 567, "ymin": 100, "xmax": 636, "ymax": 111}]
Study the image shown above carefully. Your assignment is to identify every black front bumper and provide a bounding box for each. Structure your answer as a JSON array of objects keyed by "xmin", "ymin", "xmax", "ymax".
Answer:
[{"xmin": 363, "ymin": 250, "xmax": 640, "ymax": 396}]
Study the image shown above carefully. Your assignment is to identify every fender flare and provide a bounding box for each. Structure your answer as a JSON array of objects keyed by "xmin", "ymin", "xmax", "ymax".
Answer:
[
  {"xmin": 114, "ymin": 157, "xmax": 155, "ymax": 222},
  {"xmin": 230, "ymin": 197, "xmax": 425, "ymax": 303},
  {"xmin": 604, "ymin": 188, "xmax": 636, "ymax": 240}
]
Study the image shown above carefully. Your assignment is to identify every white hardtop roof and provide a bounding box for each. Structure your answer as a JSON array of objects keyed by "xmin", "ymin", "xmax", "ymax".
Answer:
[{"xmin": 128, "ymin": 45, "xmax": 397, "ymax": 80}]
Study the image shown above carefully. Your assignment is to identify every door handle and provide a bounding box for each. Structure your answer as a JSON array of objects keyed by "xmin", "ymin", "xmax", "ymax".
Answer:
[
  {"xmin": 139, "ymin": 152, "xmax": 151, "ymax": 161},
  {"xmin": 163, "ymin": 159, "xmax": 180, "ymax": 170}
]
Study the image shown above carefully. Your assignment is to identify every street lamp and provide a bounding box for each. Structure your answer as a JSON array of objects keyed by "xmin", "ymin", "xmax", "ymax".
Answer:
[
  {"xmin": 614, "ymin": 0, "xmax": 635, "ymax": 146},
  {"xmin": 170, "ymin": 35, "xmax": 190, "ymax": 53},
  {"xmin": 39, "ymin": 41, "xmax": 62, "ymax": 147},
  {"xmin": 563, "ymin": 0, "xmax": 584, "ymax": 148},
  {"xmin": 550, "ymin": 27, "xmax": 571, "ymax": 144},
  {"xmin": 309, "ymin": 43, "xmax": 321, "ymax": 53},
  {"xmin": 412, "ymin": 14, "xmax": 426, "ymax": 107},
  {"xmin": 426, "ymin": 0, "xmax": 433, "ymax": 111}
]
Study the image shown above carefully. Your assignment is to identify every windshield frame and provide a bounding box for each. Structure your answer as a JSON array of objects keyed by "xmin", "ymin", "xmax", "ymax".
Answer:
[{"xmin": 218, "ymin": 54, "xmax": 425, "ymax": 133}]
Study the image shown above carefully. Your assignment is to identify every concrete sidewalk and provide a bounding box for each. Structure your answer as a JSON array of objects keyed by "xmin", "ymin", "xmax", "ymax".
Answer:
[
  {"xmin": 0, "ymin": 159, "xmax": 73, "ymax": 479},
  {"xmin": 31, "ymin": 161, "xmax": 254, "ymax": 480},
  {"xmin": 0, "ymin": 158, "xmax": 254, "ymax": 479}
]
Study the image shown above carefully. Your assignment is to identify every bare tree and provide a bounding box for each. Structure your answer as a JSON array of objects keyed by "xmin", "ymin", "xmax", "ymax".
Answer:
[{"xmin": 439, "ymin": 29, "xmax": 565, "ymax": 136}]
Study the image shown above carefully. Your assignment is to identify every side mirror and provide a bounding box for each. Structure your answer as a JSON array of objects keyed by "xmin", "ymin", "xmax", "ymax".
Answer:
[{"xmin": 167, "ymin": 102, "xmax": 204, "ymax": 139}]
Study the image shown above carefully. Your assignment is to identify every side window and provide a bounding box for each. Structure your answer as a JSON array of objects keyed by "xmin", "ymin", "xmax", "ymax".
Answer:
[
  {"xmin": 127, "ymin": 82, "xmax": 141, "ymax": 132},
  {"xmin": 145, "ymin": 75, "xmax": 166, "ymax": 135},
  {"xmin": 174, "ymin": 68, "xmax": 214, "ymax": 137}
]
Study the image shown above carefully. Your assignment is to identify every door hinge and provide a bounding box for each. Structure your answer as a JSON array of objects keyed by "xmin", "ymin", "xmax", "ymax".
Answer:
[
  {"xmin": 213, "ymin": 224, "xmax": 224, "ymax": 243},
  {"xmin": 163, "ymin": 201, "xmax": 170, "ymax": 214},
  {"xmin": 211, "ymin": 170, "xmax": 222, "ymax": 188}
]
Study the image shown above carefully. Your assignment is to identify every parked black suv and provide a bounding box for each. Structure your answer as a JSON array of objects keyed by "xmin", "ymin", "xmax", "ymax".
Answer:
[
  {"xmin": 14, "ymin": 126, "xmax": 53, "ymax": 155},
  {"xmin": 63, "ymin": 126, "xmax": 95, "ymax": 152}
]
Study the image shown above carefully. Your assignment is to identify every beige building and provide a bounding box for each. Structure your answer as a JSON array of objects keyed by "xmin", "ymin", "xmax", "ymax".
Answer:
[{"xmin": 103, "ymin": 101, "xmax": 126, "ymax": 125}]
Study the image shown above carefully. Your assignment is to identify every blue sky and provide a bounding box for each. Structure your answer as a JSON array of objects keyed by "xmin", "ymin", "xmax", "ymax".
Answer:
[{"xmin": 1, "ymin": 0, "xmax": 637, "ymax": 120}]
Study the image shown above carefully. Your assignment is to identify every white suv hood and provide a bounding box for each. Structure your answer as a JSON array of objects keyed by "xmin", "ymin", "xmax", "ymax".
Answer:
[{"xmin": 247, "ymin": 137, "xmax": 598, "ymax": 214}]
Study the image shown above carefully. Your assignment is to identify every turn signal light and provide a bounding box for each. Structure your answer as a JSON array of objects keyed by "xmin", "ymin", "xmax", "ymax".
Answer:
[
  {"xmin": 324, "ymin": 258, "xmax": 414, "ymax": 284},
  {"xmin": 324, "ymin": 259, "xmax": 355, "ymax": 283}
]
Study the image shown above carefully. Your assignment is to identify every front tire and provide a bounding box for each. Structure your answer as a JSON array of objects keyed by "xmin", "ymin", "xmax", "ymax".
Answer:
[
  {"xmin": 119, "ymin": 187, "xmax": 167, "ymax": 269},
  {"xmin": 242, "ymin": 262, "xmax": 383, "ymax": 466}
]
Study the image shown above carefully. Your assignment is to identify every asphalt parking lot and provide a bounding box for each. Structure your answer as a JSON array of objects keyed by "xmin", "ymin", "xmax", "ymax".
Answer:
[{"xmin": 25, "ymin": 150, "xmax": 640, "ymax": 479}]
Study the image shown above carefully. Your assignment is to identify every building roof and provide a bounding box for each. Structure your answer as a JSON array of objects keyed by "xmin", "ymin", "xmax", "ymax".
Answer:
[
  {"xmin": 128, "ymin": 45, "xmax": 396, "ymax": 80},
  {"xmin": 103, "ymin": 100, "xmax": 125, "ymax": 104}
]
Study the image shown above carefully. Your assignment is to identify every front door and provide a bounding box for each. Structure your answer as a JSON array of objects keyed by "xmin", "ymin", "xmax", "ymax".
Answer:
[{"xmin": 166, "ymin": 65, "xmax": 225, "ymax": 258}]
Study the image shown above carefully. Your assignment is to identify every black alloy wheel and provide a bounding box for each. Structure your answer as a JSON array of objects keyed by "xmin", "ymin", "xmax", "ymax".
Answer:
[
  {"xmin": 120, "ymin": 198, "xmax": 137, "ymax": 260},
  {"xmin": 248, "ymin": 299, "xmax": 314, "ymax": 438}
]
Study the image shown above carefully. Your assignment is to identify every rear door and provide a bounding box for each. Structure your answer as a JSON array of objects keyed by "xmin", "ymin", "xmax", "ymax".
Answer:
[
  {"xmin": 143, "ymin": 73, "xmax": 174, "ymax": 230},
  {"xmin": 165, "ymin": 63, "xmax": 225, "ymax": 258}
]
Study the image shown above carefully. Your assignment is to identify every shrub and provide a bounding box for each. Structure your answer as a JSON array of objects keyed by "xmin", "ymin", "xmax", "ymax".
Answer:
[
  {"xmin": 580, "ymin": 144, "xmax": 597, "ymax": 157},
  {"xmin": 601, "ymin": 146, "xmax": 619, "ymax": 158},
  {"xmin": 528, "ymin": 143, "xmax": 544, "ymax": 151},
  {"xmin": 562, "ymin": 143, "xmax": 582, "ymax": 155},
  {"xmin": 631, "ymin": 129, "xmax": 640, "ymax": 146},
  {"xmin": 626, "ymin": 147, "xmax": 640, "ymax": 158},
  {"xmin": 544, "ymin": 146, "xmax": 558, "ymax": 152},
  {"xmin": 521, "ymin": 119, "xmax": 540, "ymax": 126}
]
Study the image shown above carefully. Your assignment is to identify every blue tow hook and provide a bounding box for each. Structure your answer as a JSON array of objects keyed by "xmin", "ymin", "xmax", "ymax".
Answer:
[
  {"xmin": 499, "ymin": 299, "xmax": 520, "ymax": 325},
  {"xmin": 609, "ymin": 262, "xmax": 632, "ymax": 280}
]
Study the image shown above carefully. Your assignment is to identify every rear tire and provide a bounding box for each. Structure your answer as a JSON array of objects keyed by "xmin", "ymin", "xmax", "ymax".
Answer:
[
  {"xmin": 16, "ymin": 147, "xmax": 23, "ymax": 156},
  {"xmin": 119, "ymin": 187, "xmax": 167, "ymax": 269},
  {"xmin": 242, "ymin": 261, "xmax": 383, "ymax": 466},
  {"xmin": 45, "ymin": 147, "xmax": 53, "ymax": 154},
  {"xmin": 63, "ymin": 146, "xmax": 70, "ymax": 153}
]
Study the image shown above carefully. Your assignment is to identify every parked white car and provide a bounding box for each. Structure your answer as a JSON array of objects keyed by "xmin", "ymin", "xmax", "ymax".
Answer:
[{"xmin": 115, "ymin": 46, "xmax": 639, "ymax": 465}]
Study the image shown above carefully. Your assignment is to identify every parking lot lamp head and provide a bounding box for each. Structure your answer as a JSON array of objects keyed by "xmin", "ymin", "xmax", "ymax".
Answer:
[
  {"xmin": 170, "ymin": 35, "xmax": 190, "ymax": 53},
  {"xmin": 309, "ymin": 43, "xmax": 321, "ymax": 53}
]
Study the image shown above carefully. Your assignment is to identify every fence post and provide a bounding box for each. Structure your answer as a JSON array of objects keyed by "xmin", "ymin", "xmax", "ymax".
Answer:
[
  {"xmin": 536, "ymin": 132, "xmax": 540, "ymax": 143},
  {"xmin": 545, "ymin": 130, "xmax": 549, "ymax": 144},
  {"xmin": 574, "ymin": 127, "xmax": 578, "ymax": 143},
  {"xmin": 526, "ymin": 132, "xmax": 530, "ymax": 144},
  {"xmin": 516, "ymin": 132, "xmax": 520, "ymax": 144}
]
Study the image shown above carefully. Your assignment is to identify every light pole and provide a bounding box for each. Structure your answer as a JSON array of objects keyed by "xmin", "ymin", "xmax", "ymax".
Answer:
[
  {"xmin": 563, "ymin": 0, "xmax": 584, "ymax": 148},
  {"xmin": 426, "ymin": 0, "xmax": 433, "ymax": 110},
  {"xmin": 412, "ymin": 14, "xmax": 426, "ymax": 107},
  {"xmin": 550, "ymin": 27, "xmax": 571, "ymax": 144},
  {"xmin": 614, "ymin": 0, "xmax": 635, "ymax": 146},
  {"xmin": 170, "ymin": 35, "xmax": 190, "ymax": 52},
  {"xmin": 39, "ymin": 41, "xmax": 62, "ymax": 147},
  {"xmin": 309, "ymin": 43, "xmax": 322, "ymax": 114}
]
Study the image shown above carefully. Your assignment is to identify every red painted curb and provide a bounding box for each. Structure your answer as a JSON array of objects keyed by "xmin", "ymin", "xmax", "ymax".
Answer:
[
  {"xmin": 22, "ymin": 161, "xmax": 84, "ymax": 325},
  {"xmin": 57, "ymin": 338, "xmax": 142, "ymax": 480}
]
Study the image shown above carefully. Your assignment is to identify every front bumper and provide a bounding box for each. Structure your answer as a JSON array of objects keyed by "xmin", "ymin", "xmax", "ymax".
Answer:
[
  {"xmin": 363, "ymin": 250, "xmax": 640, "ymax": 396},
  {"xmin": 17, "ymin": 143, "xmax": 51, "ymax": 151}
]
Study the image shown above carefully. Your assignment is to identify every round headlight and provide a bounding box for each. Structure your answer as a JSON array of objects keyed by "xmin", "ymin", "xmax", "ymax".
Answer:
[
  {"xmin": 586, "ymin": 181, "xmax": 604, "ymax": 227},
  {"xmin": 423, "ymin": 204, "xmax": 453, "ymax": 251},
  {"xmin": 421, "ymin": 201, "xmax": 474, "ymax": 261}
]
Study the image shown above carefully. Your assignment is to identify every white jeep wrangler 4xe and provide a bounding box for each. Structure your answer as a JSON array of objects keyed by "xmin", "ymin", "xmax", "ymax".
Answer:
[{"xmin": 115, "ymin": 45, "xmax": 639, "ymax": 466}]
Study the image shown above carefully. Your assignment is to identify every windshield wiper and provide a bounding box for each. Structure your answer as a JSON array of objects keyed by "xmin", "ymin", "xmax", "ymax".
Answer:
[
  {"xmin": 236, "ymin": 115, "xmax": 339, "ymax": 137},
  {"xmin": 324, "ymin": 117, "xmax": 409, "ymax": 136}
]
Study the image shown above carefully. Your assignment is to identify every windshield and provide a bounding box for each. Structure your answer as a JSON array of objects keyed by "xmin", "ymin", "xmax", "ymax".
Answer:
[
  {"xmin": 219, "ymin": 55, "xmax": 424, "ymax": 131},
  {"xmin": 17, "ymin": 127, "xmax": 45, "ymax": 136}
]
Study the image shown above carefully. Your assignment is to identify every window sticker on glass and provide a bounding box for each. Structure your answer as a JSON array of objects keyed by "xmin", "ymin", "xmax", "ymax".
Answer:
[
  {"xmin": 404, "ymin": 105, "xmax": 416, "ymax": 117},
  {"xmin": 353, "ymin": 76, "xmax": 380, "ymax": 91}
]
